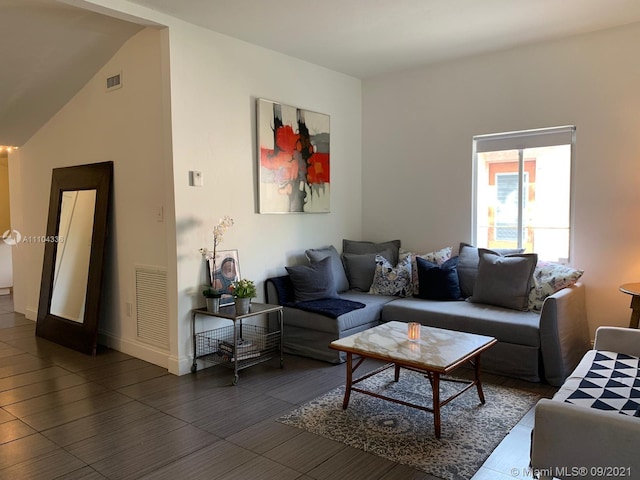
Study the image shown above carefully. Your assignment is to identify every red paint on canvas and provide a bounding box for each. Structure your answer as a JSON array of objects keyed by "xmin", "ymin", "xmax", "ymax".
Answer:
[
  {"xmin": 260, "ymin": 124, "xmax": 329, "ymax": 185},
  {"xmin": 306, "ymin": 152, "xmax": 329, "ymax": 184}
]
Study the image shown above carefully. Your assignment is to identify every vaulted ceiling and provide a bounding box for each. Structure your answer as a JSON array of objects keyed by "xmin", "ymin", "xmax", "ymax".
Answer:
[
  {"xmin": 0, "ymin": 0, "xmax": 143, "ymax": 146},
  {"xmin": 3, "ymin": 0, "xmax": 640, "ymax": 147}
]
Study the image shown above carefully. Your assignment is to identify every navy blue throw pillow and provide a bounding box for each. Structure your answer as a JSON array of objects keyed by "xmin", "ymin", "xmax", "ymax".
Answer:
[
  {"xmin": 415, "ymin": 256, "xmax": 462, "ymax": 301},
  {"xmin": 285, "ymin": 256, "xmax": 338, "ymax": 302}
]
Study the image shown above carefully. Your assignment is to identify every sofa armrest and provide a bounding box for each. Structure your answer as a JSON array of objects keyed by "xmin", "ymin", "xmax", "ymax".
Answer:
[
  {"xmin": 594, "ymin": 326, "xmax": 640, "ymax": 357},
  {"xmin": 531, "ymin": 398, "xmax": 640, "ymax": 477},
  {"xmin": 539, "ymin": 282, "xmax": 591, "ymax": 386},
  {"xmin": 265, "ymin": 275, "xmax": 295, "ymax": 305}
]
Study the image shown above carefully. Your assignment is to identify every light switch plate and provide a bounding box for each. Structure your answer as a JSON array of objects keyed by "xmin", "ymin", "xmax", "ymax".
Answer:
[{"xmin": 189, "ymin": 170, "xmax": 203, "ymax": 187}]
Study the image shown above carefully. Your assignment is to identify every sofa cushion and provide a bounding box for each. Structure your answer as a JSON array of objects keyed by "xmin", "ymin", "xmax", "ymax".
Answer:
[
  {"xmin": 414, "ymin": 256, "xmax": 462, "ymax": 300},
  {"xmin": 457, "ymin": 243, "xmax": 525, "ymax": 298},
  {"xmin": 528, "ymin": 260, "xmax": 584, "ymax": 311},
  {"xmin": 469, "ymin": 249, "xmax": 537, "ymax": 311},
  {"xmin": 343, "ymin": 249, "xmax": 395, "ymax": 292},
  {"xmin": 285, "ymin": 257, "xmax": 337, "ymax": 301},
  {"xmin": 553, "ymin": 350, "xmax": 640, "ymax": 416},
  {"xmin": 380, "ymin": 297, "xmax": 541, "ymax": 347},
  {"xmin": 343, "ymin": 239, "xmax": 401, "ymax": 266},
  {"xmin": 306, "ymin": 245, "xmax": 349, "ymax": 293},
  {"xmin": 369, "ymin": 254, "xmax": 412, "ymax": 296}
]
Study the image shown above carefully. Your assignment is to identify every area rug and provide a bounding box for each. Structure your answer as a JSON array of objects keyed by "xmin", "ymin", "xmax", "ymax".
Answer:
[{"xmin": 277, "ymin": 368, "xmax": 540, "ymax": 480}]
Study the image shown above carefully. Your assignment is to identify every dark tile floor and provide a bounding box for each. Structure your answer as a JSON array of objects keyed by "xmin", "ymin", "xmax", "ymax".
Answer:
[{"xmin": 0, "ymin": 294, "xmax": 555, "ymax": 479}]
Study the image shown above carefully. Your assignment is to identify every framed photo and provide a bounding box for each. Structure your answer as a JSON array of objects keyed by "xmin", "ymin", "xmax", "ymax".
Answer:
[
  {"xmin": 257, "ymin": 98, "xmax": 330, "ymax": 214},
  {"xmin": 208, "ymin": 249, "xmax": 240, "ymax": 306}
]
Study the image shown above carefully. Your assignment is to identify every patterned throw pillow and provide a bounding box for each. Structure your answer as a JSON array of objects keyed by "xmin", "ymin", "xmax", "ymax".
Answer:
[
  {"xmin": 400, "ymin": 247, "xmax": 452, "ymax": 295},
  {"xmin": 528, "ymin": 261, "xmax": 584, "ymax": 311},
  {"xmin": 369, "ymin": 254, "xmax": 412, "ymax": 297}
]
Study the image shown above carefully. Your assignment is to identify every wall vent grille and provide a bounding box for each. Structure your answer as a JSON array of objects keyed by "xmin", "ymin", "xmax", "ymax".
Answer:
[
  {"xmin": 135, "ymin": 265, "xmax": 169, "ymax": 348},
  {"xmin": 106, "ymin": 72, "xmax": 122, "ymax": 91}
]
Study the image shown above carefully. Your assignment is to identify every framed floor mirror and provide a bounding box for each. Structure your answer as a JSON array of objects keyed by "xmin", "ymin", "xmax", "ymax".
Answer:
[{"xmin": 36, "ymin": 161, "xmax": 113, "ymax": 355}]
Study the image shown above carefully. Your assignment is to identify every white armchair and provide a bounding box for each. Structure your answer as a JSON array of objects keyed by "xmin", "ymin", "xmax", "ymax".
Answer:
[{"xmin": 530, "ymin": 327, "xmax": 640, "ymax": 479}]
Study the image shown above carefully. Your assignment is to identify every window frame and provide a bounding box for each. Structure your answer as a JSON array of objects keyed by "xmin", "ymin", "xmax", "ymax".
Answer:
[{"xmin": 471, "ymin": 125, "xmax": 576, "ymax": 263}]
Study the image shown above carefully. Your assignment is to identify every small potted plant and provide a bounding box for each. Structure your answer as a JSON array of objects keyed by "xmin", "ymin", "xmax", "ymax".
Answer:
[
  {"xmin": 202, "ymin": 286, "xmax": 222, "ymax": 313},
  {"xmin": 230, "ymin": 279, "xmax": 256, "ymax": 315}
]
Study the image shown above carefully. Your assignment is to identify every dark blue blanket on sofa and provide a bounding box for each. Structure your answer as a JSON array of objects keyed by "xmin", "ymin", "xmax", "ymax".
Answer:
[
  {"xmin": 268, "ymin": 275, "xmax": 365, "ymax": 319},
  {"xmin": 284, "ymin": 298, "xmax": 366, "ymax": 319}
]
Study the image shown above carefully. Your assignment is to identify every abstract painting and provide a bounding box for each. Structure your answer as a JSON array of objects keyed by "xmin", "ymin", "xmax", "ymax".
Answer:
[{"xmin": 257, "ymin": 99, "xmax": 330, "ymax": 213}]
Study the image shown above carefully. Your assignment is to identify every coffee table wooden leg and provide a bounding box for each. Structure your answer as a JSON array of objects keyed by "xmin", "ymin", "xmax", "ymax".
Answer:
[
  {"xmin": 433, "ymin": 372, "xmax": 441, "ymax": 439},
  {"xmin": 474, "ymin": 354, "xmax": 486, "ymax": 404},
  {"xmin": 342, "ymin": 352, "xmax": 353, "ymax": 409},
  {"xmin": 394, "ymin": 363, "xmax": 400, "ymax": 382}
]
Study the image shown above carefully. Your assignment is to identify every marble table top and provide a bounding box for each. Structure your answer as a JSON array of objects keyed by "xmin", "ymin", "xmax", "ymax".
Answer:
[{"xmin": 330, "ymin": 321, "xmax": 496, "ymax": 373}]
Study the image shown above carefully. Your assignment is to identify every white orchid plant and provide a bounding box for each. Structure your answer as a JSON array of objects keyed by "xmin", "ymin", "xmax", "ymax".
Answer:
[{"xmin": 200, "ymin": 215, "xmax": 234, "ymax": 296}]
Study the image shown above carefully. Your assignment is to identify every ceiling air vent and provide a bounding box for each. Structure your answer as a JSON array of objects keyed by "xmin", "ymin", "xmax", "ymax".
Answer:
[{"xmin": 105, "ymin": 71, "xmax": 122, "ymax": 92}]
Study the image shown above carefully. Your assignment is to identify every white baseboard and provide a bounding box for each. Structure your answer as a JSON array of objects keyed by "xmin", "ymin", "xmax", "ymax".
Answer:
[
  {"xmin": 168, "ymin": 354, "xmax": 194, "ymax": 376},
  {"xmin": 98, "ymin": 333, "xmax": 174, "ymax": 373},
  {"xmin": 25, "ymin": 307, "xmax": 37, "ymax": 321}
]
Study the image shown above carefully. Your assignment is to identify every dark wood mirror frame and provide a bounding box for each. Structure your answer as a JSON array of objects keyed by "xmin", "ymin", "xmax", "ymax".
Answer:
[{"xmin": 36, "ymin": 161, "xmax": 113, "ymax": 355}]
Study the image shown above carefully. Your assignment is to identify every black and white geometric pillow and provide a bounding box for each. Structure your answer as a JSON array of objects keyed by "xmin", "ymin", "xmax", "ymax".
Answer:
[{"xmin": 564, "ymin": 351, "xmax": 640, "ymax": 416}]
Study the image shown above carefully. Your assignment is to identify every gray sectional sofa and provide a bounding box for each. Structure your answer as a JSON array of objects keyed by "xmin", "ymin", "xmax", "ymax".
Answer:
[{"xmin": 265, "ymin": 241, "xmax": 591, "ymax": 386}]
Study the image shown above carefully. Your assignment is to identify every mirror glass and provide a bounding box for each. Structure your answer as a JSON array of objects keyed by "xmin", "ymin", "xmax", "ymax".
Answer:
[
  {"xmin": 50, "ymin": 190, "xmax": 97, "ymax": 322},
  {"xmin": 36, "ymin": 161, "xmax": 113, "ymax": 355}
]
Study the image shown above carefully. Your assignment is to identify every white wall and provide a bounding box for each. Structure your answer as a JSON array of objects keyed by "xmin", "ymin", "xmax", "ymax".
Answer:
[
  {"xmin": 11, "ymin": 0, "xmax": 363, "ymax": 375},
  {"xmin": 362, "ymin": 23, "xmax": 640, "ymax": 337},
  {"xmin": 81, "ymin": 0, "xmax": 362, "ymax": 375},
  {"xmin": 10, "ymin": 27, "xmax": 173, "ymax": 366},
  {"xmin": 166, "ymin": 22, "xmax": 362, "ymax": 374}
]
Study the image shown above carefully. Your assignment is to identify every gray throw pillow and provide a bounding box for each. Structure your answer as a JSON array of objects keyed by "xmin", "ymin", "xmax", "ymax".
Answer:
[
  {"xmin": 342, "ymin": 249, "xmax": 395, "ymax": 292},
  {"xmin": 457, "ymin": 242, "xmax": 525, "ymax": 298},
  {"xmin": 342, "ymin": 239, "xmax": 401, "ymax": 266},
  {"xmin": 305, "ymin": 245, "xmax": 349, "ymax": 293},
  {"xmin": 285, "ymin": 257, "xmax": 337, "ymax": 301},
  {"xmin": 469, "ymin": 248, "xmax": 538, "ymax": 311}
]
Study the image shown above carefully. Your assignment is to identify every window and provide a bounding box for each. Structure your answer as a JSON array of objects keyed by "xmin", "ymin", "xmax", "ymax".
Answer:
[
  {"xmin": 495, "ymin": 172, "xmax": 529, "ymax": 242},
  {"xmin": 473, "ymin": 126, "xmax": 575, "ymax": 263}
]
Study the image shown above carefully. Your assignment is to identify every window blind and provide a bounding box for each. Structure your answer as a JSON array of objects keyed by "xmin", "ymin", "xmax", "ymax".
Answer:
[{"xmin": 474, "ymin": 125, "xmax": 575, "ymax": 153}]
